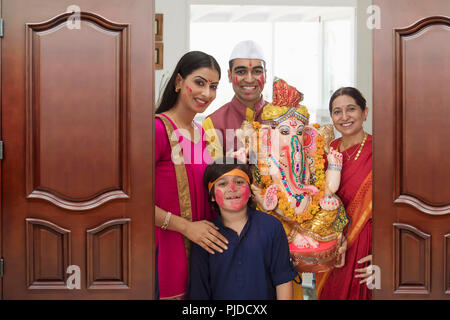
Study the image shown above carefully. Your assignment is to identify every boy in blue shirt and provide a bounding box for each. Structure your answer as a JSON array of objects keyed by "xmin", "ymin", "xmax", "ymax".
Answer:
[{"xmin": 188, "ymin": 158, "xmax": 297, "ymax": 299}]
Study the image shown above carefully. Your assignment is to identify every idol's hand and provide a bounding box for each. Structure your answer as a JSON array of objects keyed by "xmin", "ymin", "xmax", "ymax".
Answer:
[
  {"xmin": 251, "ymin": 184, "xmax": 265, "ymax": 208},
  {"xmin": 334, "ymin": 234, "xmax": 347, "ymax": 268},
  {"xmin": 327, "ymin": 147, "xmax": 343, "ymax": 166},
  {"xmin": 354, "ymin": 254, "xmax": 373, "ymax": 284},
  {"xmin": 184, "ymin": 220, "xmax": 229, "ymax": 254}
]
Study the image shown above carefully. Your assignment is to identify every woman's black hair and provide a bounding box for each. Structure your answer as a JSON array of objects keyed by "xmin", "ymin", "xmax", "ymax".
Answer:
[
  {"xmin": 203, "ymin": 157, "xmax": 256, "ymax": 213},
  {"xmin": 329, "ymin": 87, "xmax": 366, "ymax": 114},
  {"xmin": 156, "ymin": 51, "xmax": 221, "ymax": 114}
]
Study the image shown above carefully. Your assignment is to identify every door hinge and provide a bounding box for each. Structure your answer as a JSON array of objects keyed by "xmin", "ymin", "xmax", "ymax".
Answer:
[
  {"xmin": 0, "ymin": 141, "xmax": 3, "ymax": 159},
  {"xmin": 0, "ymin": 258, "xmax": 4, "ymax": 277},
  {"xmin": 0, "ymin": 18, "xmax": 3, "ymax": 38}
]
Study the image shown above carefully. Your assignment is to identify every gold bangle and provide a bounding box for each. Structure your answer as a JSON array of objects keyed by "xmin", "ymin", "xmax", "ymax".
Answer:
[{"xmin": 161, "ymin": 211, "xmax": 172, "ymax": 230}]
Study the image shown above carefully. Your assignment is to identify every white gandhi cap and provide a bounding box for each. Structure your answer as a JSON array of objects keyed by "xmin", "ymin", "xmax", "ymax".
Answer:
[{"xmin": 229, "ymin": 40, "xmax": 265, "ymax": 62}]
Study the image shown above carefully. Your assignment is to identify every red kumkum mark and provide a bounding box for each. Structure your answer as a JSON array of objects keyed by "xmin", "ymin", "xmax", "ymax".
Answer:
[
  {"xmin": 257, "ymin": 79, "xmax": 263, "ymax": 91},
  {"xmin": 249, "ymin": 60, "xmax": 253, "ymax": 67},
  {"xmin": 231, "ymin": 185, "xmax": 250, "ymax": 210},
  {"xmin": 215, "ymin": 188, "xmax": 225, "ymax": 207},
  {"xmin": 257, "ymin": 75, "xmax": 265, "ymax": 90}
]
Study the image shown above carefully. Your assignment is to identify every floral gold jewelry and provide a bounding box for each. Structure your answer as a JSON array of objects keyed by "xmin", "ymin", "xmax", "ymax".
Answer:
[
  {"xmin": 161, "ymin": 211, "xmax": 172, "ymax": 230},
  {"xmin": 353, "ymin": 132, "xmax": 368, "ymax": 161}
]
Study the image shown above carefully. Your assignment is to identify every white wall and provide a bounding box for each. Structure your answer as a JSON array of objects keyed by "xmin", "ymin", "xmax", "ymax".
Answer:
[
  {"xmin": 355, "ymin": 0, "xmax": 373, "ymax": 134},
  {"xmin": 155, "ymin": 0, "xmax": 372, "ymax": 133},
  {"xmin": 154, "ymin": 0, "xmax": 189, "ymax": 105}
]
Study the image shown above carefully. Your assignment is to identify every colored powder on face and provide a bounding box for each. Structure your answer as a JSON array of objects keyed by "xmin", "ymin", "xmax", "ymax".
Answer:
[
  {"xmin": 185, "ymin": 85, "xmax": 193, "ymax": 93},
  {"xmin": 249, "ymin": 60, "xmax": 253, "ymax": 67},
  {"xmin": 215, "ymin": 183, "xmax": 250, "ymax": 211},
  {"xmin": 230, "ymin": 185, "xmax": 250, "ymax": 210},
  {"xmin": 234, "ymin": 76, "xmax": 238, "ymax": 85},
  {"xmin": 215, "ymin": 188, "xmax": 225, "ymax": 207},
  {"xmin": 257, "ymin": 79, "xmax": 263, "ymax": 91},
  {"xmin": 257, "ymin": 75, "xmax": 265, "ymax": 90}
]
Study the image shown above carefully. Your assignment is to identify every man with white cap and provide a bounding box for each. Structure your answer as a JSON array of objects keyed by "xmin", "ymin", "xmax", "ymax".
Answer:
[{"xmin": 203, "ymin": 40, "xmax": 268, "ymax": 159}]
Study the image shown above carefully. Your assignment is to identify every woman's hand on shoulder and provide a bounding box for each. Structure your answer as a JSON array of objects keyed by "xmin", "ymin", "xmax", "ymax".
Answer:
[{"xmin": 184, "ymin": 220, "xmax": 229, "ymax": 254}]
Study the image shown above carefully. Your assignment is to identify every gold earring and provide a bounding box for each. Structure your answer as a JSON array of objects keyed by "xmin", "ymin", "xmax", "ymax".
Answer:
[{"xmin": 175, "ymin": 87, "xmax": 180, "ymax": 93}]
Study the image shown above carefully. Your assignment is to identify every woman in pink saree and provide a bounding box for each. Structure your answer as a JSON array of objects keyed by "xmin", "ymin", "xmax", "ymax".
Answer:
[{"xmin": 154, "ymin": 51, "xmax": 228, "ymax": 299}]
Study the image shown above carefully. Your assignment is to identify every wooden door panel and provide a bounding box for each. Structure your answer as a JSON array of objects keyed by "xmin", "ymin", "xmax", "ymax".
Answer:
[
  {"xmin": 445, "ymin": 234, "xmax": 450, "ymax": 294},
  {"xmin": 2, "ymin": 0, "xmax": 154, "ymax": 299},
  {"xmin": 394, "ymin": 16, "xmax": 450, "ymax": 213},
  {"xmin": 86, "ymin": 218, "xmax": 131, "ymax": 290},
  {"xmin": 25, "ymin": 219, "xmax": 71, "ymax": 289},
  {"xmin": 393, "ymin": 223, "xmax": 431, "ymax": 294},
  {"xmin": 373, "ymin": 0, "xmax": 450, "ymax": 299},
  {"xmin": 26, "ymin": 12, "xmax": 130, "ymax": 210}
]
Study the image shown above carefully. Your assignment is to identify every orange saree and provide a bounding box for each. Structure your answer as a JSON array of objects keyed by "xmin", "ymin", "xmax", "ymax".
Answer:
[{"xmin": 316, "ymin": 134, "xmax": 372, "ymax": 300}]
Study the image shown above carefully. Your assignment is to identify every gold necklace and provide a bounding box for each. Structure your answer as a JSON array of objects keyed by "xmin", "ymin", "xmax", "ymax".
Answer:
[
  {"xmin": 340, "ymin": 132, "xmax": 368, "ymax": 161},
  {"xmin": 354, "ymin": 133, "xmax": 368, "ymax": 161}
]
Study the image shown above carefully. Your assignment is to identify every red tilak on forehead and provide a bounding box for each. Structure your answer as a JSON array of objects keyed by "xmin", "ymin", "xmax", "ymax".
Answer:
[
  {"xmin": 289, "ymin": 120, "xmax": 298, "ymax": 128},
  {"xmin": 249, "ymin": 60, "xmax": 253, "ymax": 67}
]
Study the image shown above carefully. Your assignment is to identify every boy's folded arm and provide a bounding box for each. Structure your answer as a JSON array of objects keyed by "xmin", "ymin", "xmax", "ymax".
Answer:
[
  {"xmin": 270, "ymin": 218, "xmax": 298, "ymax": 299},
  {"xmin": 276, "ymin": 281, "xmax": 293, "ymax": 300}
]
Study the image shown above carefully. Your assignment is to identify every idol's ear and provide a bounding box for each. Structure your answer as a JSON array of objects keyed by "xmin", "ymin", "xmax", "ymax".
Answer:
[
  {"xmin": 304, "ymin": 124, "xmax": 335, "ymax": 156},
  {"xmin": 303, "ymin": 125, "xmax": 319, "ymax": 156}
]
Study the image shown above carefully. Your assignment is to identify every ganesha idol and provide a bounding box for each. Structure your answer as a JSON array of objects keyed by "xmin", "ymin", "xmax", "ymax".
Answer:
[{"xmin": 235, "ymin": 79, "xmax": 349, "ymax": 273}]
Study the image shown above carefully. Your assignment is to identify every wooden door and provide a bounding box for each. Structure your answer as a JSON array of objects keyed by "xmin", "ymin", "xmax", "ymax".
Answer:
[
  {"xmin": 1, "ymin": 0, "xmax": 155, "ymax": 299},
  {"xmin": 373, "ymin": 0, "xmax": 450, "ymax": 299}
]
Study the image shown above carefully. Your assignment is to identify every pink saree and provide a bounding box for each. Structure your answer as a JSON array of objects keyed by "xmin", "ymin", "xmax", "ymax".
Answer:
[{"xmin": 155, "ymin": 114, "xmax": 215, "ymax": 299}]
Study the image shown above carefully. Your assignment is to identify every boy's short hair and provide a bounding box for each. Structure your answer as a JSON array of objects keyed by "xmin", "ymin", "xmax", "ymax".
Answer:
[{"xmin": 203, "ymin": 157, "xmax": 256, "ymax": 213}]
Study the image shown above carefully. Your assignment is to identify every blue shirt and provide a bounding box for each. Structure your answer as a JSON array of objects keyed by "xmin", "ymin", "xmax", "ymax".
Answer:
[{"xmin": 187, "ymin": 208, "xmax": 298, "ymax": 300}]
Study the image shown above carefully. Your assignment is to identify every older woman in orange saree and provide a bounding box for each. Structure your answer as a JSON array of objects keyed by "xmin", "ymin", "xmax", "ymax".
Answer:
[{"xmin": 316, "ymin": 87, "xmax": 373, "ymax": 300}]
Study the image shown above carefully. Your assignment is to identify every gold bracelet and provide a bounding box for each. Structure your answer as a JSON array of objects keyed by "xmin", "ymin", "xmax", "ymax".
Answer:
[{"xmin": 161, "ymin": 211, "xmax": 172, "ymax": 230}]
